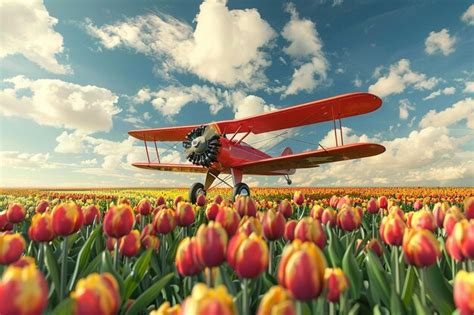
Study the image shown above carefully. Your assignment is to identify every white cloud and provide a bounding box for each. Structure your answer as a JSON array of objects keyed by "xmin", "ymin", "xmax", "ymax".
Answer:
[
  {"xmin": 353, "ymin": 75, "xmax": 362, "ymax": 88},
  {"xmin": 398, "ymin": 99, "xmax": 415, "ymax": 120},
  {"xmin": 461, "ymin": 4, "xmax": 474, "ymax": 25},
  {"xmin": 232, "ymin": 92, "xmax": 275, "ymax": 119},
  {"xmin": 0, "ymin": 0, "xmax": 71, "ymax": 74},
  {"xmin": 464, "ymin": 81, "xmax": 474, "ymax": 93},
  {"xmin": 84, "ymin": 0, "xmax": 275, "ymax": 88},
  {"xmin": 423, "ymin": 86, "xmax": 456, "ymax": 100},
  {"xmin": 319, "ymin": 127, "xmax": 376, "ymax": 147},
  {"xmin": 368, "ymin": 59, "xmax": 439, "ymax": 98},
  {"xmin": 425, "ymin": 29, "xmax": 456, "ymax": 56},
  {"xmin": 0, "ymin": 76, "xmax": 120, "ymax": 134},
  {"xmin": 55, "ymin": 131, "xmax": 86, "ymax": 154},
  {"xmin": 419, "ymin": 98, "xmax": 474, "ymax": 129},
  {"xmin": 0, "ymin": 151, "xmax": 50, "ymax": 169},
  {"xmin": 80, "ymin": 159, "xmax": 97, "ymax": 166},
  {"xmin": 332, "ymin": 0, "xmax": 343, "ymax": 6},
  {"xmin": 281, "ymin": 3, "xmax": 329, "ymax": 96}
]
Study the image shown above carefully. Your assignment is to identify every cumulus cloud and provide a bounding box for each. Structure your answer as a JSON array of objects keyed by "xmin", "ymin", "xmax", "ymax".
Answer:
[
  {"xmin": 55, "ymin": 131, "xmax": 86, "ymax": 153},
  {"xmin": 425, "ymin": 29, "xmax": 456, "ymax": 56},
  {"xmin": 419, "ymin": 98, "xmax": 474, "ymax": 129},
  {"xmin": 0, "ymin": 0, "xmax": 71, "ymax": 74},
  {"xmin": 461, "ymin": 4, "xmax": 474, "ymax": 25},
  {"xmin": 319, "ymin": 127, "xmax": 376, "ymax": 147},
  {"xmin": 281, "ymin": 3, "xmax": 329, "ymax": 96},
  {"xmin": 0, "ymin": 151, "xmax": 50, "ymax": 169},
  {"xmin": 423, "ymin": 86, "xmax": 456, "ymax": 100},
  {"xmin": 368, "ymin": 59, "xmax": 439, "ymax": 98},
  {"xmin": 84, "ymin": 0, "xmax": 275, "ymax": 88},
  {"xmin": 464, "ymin": 81, "xmax": 474, "ymax": 93},
  {"xmin": 0, "ymin": 76, "xmax": 120, "ymax": 133},
  {"xmin": 398, "ymin": 99, "xmax": 415, "ymax": 120}
]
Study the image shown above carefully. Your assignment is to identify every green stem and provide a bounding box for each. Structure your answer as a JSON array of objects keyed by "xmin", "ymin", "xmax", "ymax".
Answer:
[
  {"xmin": 372, "ymin": 215, "xmax": 376, "ymax": 238},
  {"xmin": 206, "ymin": 267, "xmax": 213, "ymax": 287},
  {"xmin": 242, "ymin": 278, "xmax": 250, "ymax": 315},
  {"xmin": 394, "ymin": 246, "xmax": 400, "ymax": 294},
  {"xmin": 37, "ymin": 243, "xmax": 44, "ymax": 272},
  {"xmin": 268, "ymin": 241, "xmax": 273, "ymax": 275},
  {"xmin": 113, "ymin": 240, "xmax": 119, "ymax": 271},
  {"xmin": 296, "ymin": 301, "xmax": 304, "ymax": 315},
  {"xmin": 419, "ymin": 268, "xmax": 427, "ymax": 307},
  {"xmin": 329, "ymin": 302, "xmax": 335, "ymax": 315},
  {"xmin": 60, "ymin": 236, "xmax": 68, "ymax": 298},
  {"xmin": 451, "ymin": 257, "xmax": 457, "ymax": 280}
]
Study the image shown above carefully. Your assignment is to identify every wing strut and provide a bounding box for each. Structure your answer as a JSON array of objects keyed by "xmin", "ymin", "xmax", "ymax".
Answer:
[
  {"xmin": 144, "ymin": 136, "xmax": 150, "ymax": 163},
  {"xmin": 153, "ymin": 139, "xmax": 160, "ymax": 163}
]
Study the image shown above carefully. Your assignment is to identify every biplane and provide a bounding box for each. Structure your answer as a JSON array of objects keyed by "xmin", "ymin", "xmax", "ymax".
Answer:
[{"xmin": 129, "ymin": 92, "xmax": 386, "ymax": 202}]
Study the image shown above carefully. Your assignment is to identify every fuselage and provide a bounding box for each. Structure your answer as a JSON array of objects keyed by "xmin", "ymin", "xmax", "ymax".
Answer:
[{"xmin": 211, "ymin": 137, "xmax": 271, "ymax": 171}]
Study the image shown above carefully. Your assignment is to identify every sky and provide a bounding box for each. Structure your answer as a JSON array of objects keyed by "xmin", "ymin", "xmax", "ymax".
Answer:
[{"xmin": 0, "ymin": 0, "xmax": 473, "ymax": 188}]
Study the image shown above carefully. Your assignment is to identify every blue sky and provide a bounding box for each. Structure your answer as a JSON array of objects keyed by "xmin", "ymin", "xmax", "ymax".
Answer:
[{"xmin": 0, "ymin": 0, "xmax": 473, "ymax": 187}]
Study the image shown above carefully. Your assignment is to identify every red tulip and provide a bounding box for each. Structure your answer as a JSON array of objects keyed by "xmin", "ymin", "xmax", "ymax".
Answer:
[
  {"xmin": 464, "ymin": 197, "xmax": 474, "ymax": 220},
  {"xmin": 227, "ymin": 232, "xmax": 268, "ymax": 278},
  {"xmin": 444, "ymin": 206, "xmax": 465, "ymax": 236},
  {"xmin": 365, "ymin": 238, "xmax": 383, "ymax": 257},
  {"xmin": 234, "ymin": 195, "xmax": 257, "ymax": 217},
  {"xmin": 174, "ymin": 196, "xmax": 184, "ymax": 208},
  {"xmin": 337, "ymin": 205, "xmax": 361, "ymax": 231},
  {"xmin": 402, "ymin": 229, "xmax": 441, "ymax": 267},
  {"xmin": 367, "ymin": 197, "xmax": 379, "ymax": 214},
  {"xmin": 51, "ymin": 202, "xmax": 84, "ymax": 236},
  {"xmin": 215, "ymin": 207, "xmax": 240, "ymax": 237},
  {"xmin": 380, "ymin": 214, "xmax": 406, "ymax": 246},
  {"xmin": 453, "ymin": 270, "xmax": 474, "ymax": 315},
  {"xmin": 238, "ymin": 216, "xmax": 263, "ymax": 237},
  {"xmin": 278, "ymin": 199, "xmax": 293, "ymax": 218},
  {"xmin": 324, "ymin": 268, "xmax": 349, "ymax": 302},
  {"xmin": 284, "ymin": 220, "xmax": 297, "ymax": 242},
  {"xmin": 196, "ymin": 194, "xmax": 207, "ymax": 207},
  {"xmin": 0, "ymin": 211, "xmax": 13, "ymax": 232},
  {"xmin": 214, "ymin": 194, "xmax": 224, "ymax": 205},
  {"xmin": 176, "ymin": 202, "xmax": 195, "ymax": 227},
  {"xmin": 195, "ymin": 222, "xmax": 228, "ymax": 268},
  {"xmin": 7, "ymin": 203, "xmax": 26, "ymax": 224},
  {"xmin": 35, "ymin": 200, "xmax": 49, "ymax": 214},
  {"xmin": 293, "ymin": 191, "xmax": 304, "ymax": 206},
  {"xmin": 378, "ymin": 196, "xmax": 388, "ymax": 209},
  {"xmin": 83, "ymin": 205, "xmax": 101, "ymax": 226},
  {"xmin": 103, "ymin": 204, "xmax": 135, "ymax": 238},
  {"xmin": 28, "ymin": 212, "xmax": 55, "ymax": 242},
  {"xmin": 153, "ymin": 208, "xmax": 176, "ymax": 234},
  {"xmin": 310, "ymin": 205, "xmax": 324, "ymax": 220},
  {"xmin": 119, "ymin": 230, "xmax": 141, "ymax": 257},
  {"xmin": 294, "ymin": 217, "xmax": 326, "ymax": 249},
  {"xmin": 262, "ymin": 209, "xmax": 286, "ymax": 241},
  {"xmin": 321, "ymin": 208, "xmax": 336, "ymax": 227},
  {"xmin": 0, "ymin": 233, "xmax": 25, "ymax": 265},
  {"xmin": 257, "ymin": 285, "xmax": 296, "ymax": 315},
  {"xmin": 453, "ymin": 219, "xmax": 474, "ymax": 259},
  {"xmin": 137, "ymin": 198, "xmax": 152, "ymax": 216},
  {"xmin": 176, "ymin": 237, "xmax": 204, "ymax": 276},
  {"xmin": 205, "ymin": 203, "xmax": 220, "ymax": 221},
  {"xmin": 411, "ymin": 209, "xmax": 436, "ymax": 232},
  {"xmin": 156, "ymin": 196, "xmax": 166, "ymax": 207},
  {"xmin": 432, "ymin": 202, "xmax": 448, "ymax": 228}
]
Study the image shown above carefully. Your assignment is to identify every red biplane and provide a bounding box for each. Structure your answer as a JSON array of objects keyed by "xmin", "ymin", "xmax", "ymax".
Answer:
[{"xmin": 129, "ymin": 92, "xmax": 385, "ymax": 202}]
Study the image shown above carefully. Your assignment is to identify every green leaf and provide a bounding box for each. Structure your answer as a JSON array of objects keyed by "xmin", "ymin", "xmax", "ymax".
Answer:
[
  {"xmin": 67, "ymin": 225, "xmax": 100, "ymax": 291},
  {"xmin": 100, "ymin": 251, "xmax": 125, "ymax": 297},
  {"xmin": 327, "ymin": 224, "xmax": 344, "ymax": 267},
  {"xmin": 123, "ymin": 249, "xmax": 153, "ymax": 300},
  {"xmin": 220, "ymin": 265, "xmax": 237, "ymax": 296},
  {"xmin": 423, "ymin": 264, "xmax": 455, "ymax": 314},
  {"xmin": 389, "ymin": 284, "xmax": 405, "ymax": 315},
  {"xmin": 44, "ymin": 243, "xmax": 62, "ymax": 302},
  {"xmin": 342, "ymin": 243, "xmax": 363, "ymax": 299},
  {"xmin": 366, "ymin": 251, "xmax": 390, "ymax": 307},
  {"xmin": 401, "ymin": 266, "xmax": 416, "ymax": 307},
  {"xmin": 412, "ymin": 294, "xmax": 429, "ymax": 315},
  {"xmin": 125, "ymin": 273, "xmax": 174, "ymax": 315},
  {"xmin": 51, "ymin": 297, "xmax": 75, "ymax": 315}
]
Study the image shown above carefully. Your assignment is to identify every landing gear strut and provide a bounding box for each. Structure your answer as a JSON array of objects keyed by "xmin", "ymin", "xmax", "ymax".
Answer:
[
  {"xmin": 284, "ymin": 174, "xmax": 292, "ymax": 185},
  {"xmin": 189, "ymin": 182, "xmax": 205, "ymax": 204}
]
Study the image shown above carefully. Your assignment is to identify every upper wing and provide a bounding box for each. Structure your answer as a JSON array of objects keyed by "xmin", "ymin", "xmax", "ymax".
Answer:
[
  {"xmin": 128, "ymin": 92, "xmax": 381, "ymax": 141},
  {"xmin": 238, "ymin": 143, "xmax": 385, "ymax": 174}
]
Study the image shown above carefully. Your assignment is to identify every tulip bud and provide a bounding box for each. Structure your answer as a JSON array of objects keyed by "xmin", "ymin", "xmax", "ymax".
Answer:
[
  {"xmin": 0, "ymin": 211, "xmax": 13, "ymax": 232},
  {"xmin": 196, "ymin": 222, "xmax": 228, "ymax": 268},
  {"xmin": 119, "ymin": 230, "xmax": 141, "ymax": 257},
  {"xmin": 329, "ymin": 195, "xmax": 339, "ymax": 209},
  {"xmin": 214, "ymin": 194, "xmax": 224, "ymax": 205},
  {"xmin": 294, "ymin": 217, "xmax": 326, "ymax": 249},
  {"xmin": 453, "ymin": 219, "xmax": 474, "ymax": 260},
  {"xmin": 0, "ymin": 261, "xmax": 48, "ymax": 315},
  {"xmin": 413, "ymin": 199, "xmax": 423, "ymax": 210},
  {"xmin": 378, "ymin": 196, "xmax": 388, "ymax": 209},
  {"xmin": 156, "ymin": 196, "xmax": 166, "ymax": 207},
  {"xmin": 137, "ymin": 198, "xmax": 152, "ymax": 216},
  {"xmin": 365, "ymin": 238, "xmax": 383, "ymax": 257},
  {"xmin": 321, "ymin": 208, "xmax": 337, "ymax": 227},
  {"xmin": 196, "ymin": 194, "xmax": 206, "ymax": 207},
  {"xmin": 150, "ymin": 301, "xmax": 181, "ymax": 315},
  {"xmin": 310, "ymin": 205, "xmax": 324, "ymax": 220},
  {"xmin": 278, "ymin": 240, "xmax": 327, "ymax": 300},
  {"xmin": 7, "ymin": 203, "xmax": 26, "ymax": 224},
  {"xmin": 0, "ymin": 232, "xmax": 25, "ymax": 265},
  {"xmin": 380, "ymin": 214, "xmax": 406, "ymax": 246},
  {"xmin": 454, "ymin": 270, "xmax": 474, "ymax": 315},
  {"xmin": 106, "ymin": 237, "xmax": 116, "ymax": 251},
  {"xmin": 153, "ymin": 208, "xmax": 176, "ymax": 234},
  {"xmin": 239, "ymin": 216, "xmax": 263, "ymax": 237},
  {"xmin": 180, "ymin": 284, "xmax": 237, "ymax": 314},
  {"xmin": 293, "ymin": 191, "xmax": 304, "ymax": 206},
  {"xmin": 103, "ymin": 204, "xmax": 135, "ymax": 238},
  {"xmin": 28, "ymin": 212, "xmax": 55, "ymax": 242},
  {"xmin": 389, "ymin": 206, "xmax": 404, "ymax": 220},
  {"xmin": 205, "ymin": 203, "xmax": 220, "ymax": 221},
  {"xmin": 118, "ymin": 198, "xmax": 131, "ymax": 205},
  {"xmin": 140, "ymin": 223, "xmax": 159, "ymax": 251},
  {"xmin": 176, "ymin": 202, "xmax": 195, "ymax": 227},
  {"xmin": 215, "ymin": 206, "xmax": 240, "ymax": 237},
  {"xmin": 402, "ymin": 229, "xmax": 441, "ymax": 267},
  {"xmin": 35, "ymin": 200, "xmax": 49, "ymax": 213},
  {"xmin": 262, "ymin": 209, "xmax": 286, "ymax": 241},
  {"xmin": 83, "ymin": 205, "xmax": 101, "ymax": 226},
  {"xmin": 432, "ymin": 202, "xmax": 448, "ymax": 228},
  {"xmin": 446, "ymin": 234, "xmax": 464, "ymax": 261},
  {"xmin": 336, "ymin": 196, "xmax": 351, "ymax": 210},
  {"xmin": 51, "ymin": 202, "xmax": 84, "ymax": 236},
  {"xmin": 367, "ymin": 197, "xmax": 379, "ymax": 214},
  {"xmin": 284, "ymin": 220, "xmax": 297, "ymax": 242},
  {"xmin": 444, "ymin": 206, "xmax": 464, "ymax": 236},
  {"xmin": 71, "ymin": 273, "xmax": 120, "ymax": 315},
  {"xmin": 174, "ymin": 196, "xmax": 184, "ymax": 208},
  {"xmin": 464, "ymin": 197, "xmax": 474, "ymax": 220},
  {"xmin": 411, "ymin": 209, "xmax": 436, "ymax": 232},
  {"xmin": 257, "ymin": 285, "xmax": 296, "ymax": 315},
  {"xmin": 235, "ymin": 195, "xmax": 257, "ymax": 217},
  {"xmin": 337, "ymin": 205, "xmax": 361, "ymax": 231},
  {"xmin": 324, "ymin": 268, "xmax": 349, "ymax": 302},
  {"xmin": 227, "ymin": 232, "xmax": 268, "ymax": 278},
  {"xmin": 176, "ymin": 237, "xmax": 204, "ymax": 276}
]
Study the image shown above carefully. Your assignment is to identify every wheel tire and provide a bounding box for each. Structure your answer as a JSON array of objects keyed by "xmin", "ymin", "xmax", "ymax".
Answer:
[
  {"xmin": 189, "ymin": 182, "xmax": 205, "ymax": 204},
  {"xmin": 233, "ymin": 182, "xmax": 250, "ymax": 201}
]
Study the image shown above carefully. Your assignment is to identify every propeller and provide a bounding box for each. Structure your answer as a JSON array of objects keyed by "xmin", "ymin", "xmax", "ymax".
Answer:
[{"xmin": 182, "ymin": 125, "xmax": 221, "ymax": 167}]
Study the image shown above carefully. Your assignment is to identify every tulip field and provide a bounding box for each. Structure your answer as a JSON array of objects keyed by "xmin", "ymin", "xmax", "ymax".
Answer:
[{"xmin": 0, "ymin": 187, "xmax": 473, "ymax": 315}]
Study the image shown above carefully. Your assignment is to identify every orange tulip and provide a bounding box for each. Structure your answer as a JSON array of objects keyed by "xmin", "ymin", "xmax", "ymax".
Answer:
[
  {"xmin": 453, "ymin": 270, "xmax": 474, "ymax": 315},
  {"xmin": 310, "ymin": 205, "xmax": 324, "ymax": 220},
  {"xmin": 239, "ymin": 216, "xmax": 263, "ymax": 237},
  {"xmin": 402, "ymin": 229, "xmax": 441, "ymax": 267},
  {"xmin": 235, "ymin": 195, "xmax": 258, "ymax": 217},
  {"xmin": 71, "ymin": 273, "xmax": 120, "ymax": 315},
  {"xmin": 180, "ymin": 284, "xmax": 237, "ymax": 315},
  {"xmin": 257, "ymin": 286, "xmax": 296, "ymax": 315},
  {"xmin": 216, "ymin": 206, "xmax": 240, "ymax": 237},
  {"xmin": 284, "ymin": 220, "xmax": 297, "ymax": 242},
  {"xmin": 153, "ymin": 208, "xmax": 176, "ymax": 234},
  {"xmin": 293, "ymin": 191, "xmax": 304, "ymax": 206},
  {"xmin": 324, "ymin": 268, "xmax": 349, "ymax": 302},
  {"xmin": 0, "ymin": 233, "xmax": 25, "ymax": 265},
  {"xmin": 262, "ymin": 209, "xmax": 286, "ymax": 241},
  {"xmin": 119, "ymin": 230, "xmax": 141, "ymax": 257},
  {"xmin": 196, "ymin": 222, "xmax": 228, "ymax": 268},
  {"xmin": 176, "ymin": 237, "xmax": 204, "ymax": 276},
  {"xmin": 176, "ymin": 202, "xmax": 195, "ymax": 227},
  {"xmin": 337, "ymin": 205, "xmax": 361, "ymax": 231},
  {"xmin": 410, "ymin": 209, "xmax": 436, "ymax": 232},
  {"xmin": 103, "ymin": 204, "xmax": 135, "ymax": 238},
  {"xmin": 321, "ymin": 208, "xmax": 337, "ymax": 227},
  {"xmin": 227, "ymin": 232, "xmax": 268, "ymax": 278},
  {"xmin": 28, "ymin": 212, "xmax": 55, "ymax": 242},
  {"xmin": 453, "ymin": 219, "xmax": 474, "ymax": 259},
  {"xmin": 294, "ymin": 217, "xmax": 326, "ymax": 249},
  {"xmin": 51, "ymin": 202, "xmax": 84, "ymax": 236},
  {"xmin": 464, "ymin": 197, "xmax": 474, "ymax": 220},
  {"xmin": 150, "ymin": 301, "xmax": 181, "ymax": 315},
  {"xmin": 380, "ymin": 214, "xmax": 406, "ymax": 246},
  {"xmin": 7, "ymin": 203, "xmax": 26, "ymax": 224},
  {"xmin": 444, "ymin": 206, "xmax": 464, "ymax": 236}
]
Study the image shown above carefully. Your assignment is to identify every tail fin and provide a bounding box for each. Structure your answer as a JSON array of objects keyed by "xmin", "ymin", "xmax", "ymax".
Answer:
[{"xmin": 281, "ymin": 147, "xmax": 293, "ymax": 156}]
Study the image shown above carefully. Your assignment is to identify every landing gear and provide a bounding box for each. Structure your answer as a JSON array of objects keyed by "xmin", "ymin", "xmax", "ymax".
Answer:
[
  {"xmin": 284, "ymin": 174, "xmax": 292, "ymax": 185},
  {"xmin": 233, "ymin": 182, "xmax": 250, "ymax": 201},
  {"xmin": 189, "ymin": 182, "xmax": 205, "ymax": 204}
]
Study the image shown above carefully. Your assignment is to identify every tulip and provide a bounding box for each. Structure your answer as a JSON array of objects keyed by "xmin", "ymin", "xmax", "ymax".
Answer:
[
  {"xmin": 137, "ymin": 198, "xmax": 152, "ymax": 216},
  {"xmin": 215, "ymin": 207, "xmax": 240, "ymax": 237},
  {"xmin": 321, "ymin": 208, "xmax": 337, "ymax": 227},
  {"xmin": 153, "ymin": 208, "xmax": 176, "ymax": 234},
  {"xmin": 103, "ymin": 204, "xmax": 135, "ymax": 238},
  {"xmin": 324, "ymin": 268, "xmax": 349, "ymax": 302},
  {"xmin": 444, "ymin": 206, "xmax": 464, "ymax": 236},
  {"xmin": 235, "ymin": 195, "xmax": 258, "ymax": 217},
  {"xmin": 411, "ymin": 209, "xmax": 436, "ymax": 232},
  {"xmin": 453, "ymin": 219, "xmax": 474, "ymax": 259},
  {"xmin": 257, "ymin": 286, "xmax": 296, "ymax": 315},
  {"xmin": 278, "ymin": 240, "xmax": 327, "ymax": 301},
  {"xmin": 214, "ymin": 194, "xmax": 224, "ymax": 205},
  {"xmin": 464, "ymin": 197, "xmax": 474, "ymax": 220},
  {"xmin": 35, "ymin": 200, "xmax": 49, "ymax": 213},
  {"xmin": 174, "ymin": 195, "xmax": 184, "ymax": 208},
  {"xmin": 0, "ymin": 233, "xmax": 25, "ymax": 265},
  {"xmin": 180, "ymin": 283, "xmax": 237, "ymax": 315},
  {"xmin": 293, "ymin": 191, "xmax": 305, "ymax": 206},
  {"xmin": 51, "ymin": 202, "xmax": 84, "ymax": 236},
  {"xmin": 365, "ymin": 238, "xmax": 383, "ymax": 257},
  {"xmin": 294, "ymin": 217, "xmax": 326, "ymax": 249},
  {"xmin": 262, "ymin": 209, "xmax": 285, "ymax": 241},
  {"xmin": 454, "ymin": 270, "xmax": 474, "ymax": 315},
  {"xmin": 106, "ymin": 237, "xmax": 117, "ymax": 251},
  {"xmin": 284, "ymin": 220, "xmax": 297, "ymax": 242},
  {"xmin": 196, "ymin": 194, "xmax": 207, "ymax": 207},
  {"xmin": 329, "ymin": 195, "xmax": 339, "ymax": 209},
  {"xmin": 0, "ymin": 211, "xmax": 13, "ymax": 232},
  {"xmin": 367, "ymin": 197, "xmax": 379, "ymax": 214},
  {"xmin": 432, "ymin": 202, "xmax": 448, "ymax": 228},
  {"xmin": 413, "ymin": 199, "xmax": 423, "ymax": 210},
  {"xmin": 337, "ymin": 205, "xmax": 361, "ymax": 231},
  {"xmin": 118, "ymin": 198, "xmax": 131, "ymax": 205},
  {"xmin": 239, "ymin": 216, "xmax": 263, "ymax": 237},
  {"xmin": 205, "ymin": 203, "xmax": 220, "ymax": 221},
  {"xmin": 156, "ymin": 196, "xmax": 166, "ymax": 207},
  {"xmin": 176, "ymin": 202, "xmax": 195, "ymax": 227},
  {"xmin": 0, "ymin": 261, "xmax": 48, "ymax": 315},
  {"xmin": 380, "ymin": 214, "xmax": 406, "ymax": 246},
  {"xmin": 176, "ymin": 237, "xmax": 204, "ymax": 276},
  {"xmin": 389, "ymin": 205, "xmax": 404, "ymax": 219},
  {"xmin": 119, "ymin": 230, "xmax": 141, "ymax": 257},
  {"xmin": 378, "ymin": 196, "xmax": 388, "ymax": 209},
  {"xmin": 150, "ymin": 302, "xmax": 181, "ymax": 315},
  {"xmin": 28, "ymin": 212, "xmax": 55, "ymax": 242},
  {"xmin": 141, "ymin": 223, "xmax": 159, "ymax": 251},
  {"xmin": 196, "ymin": 222, "xmax": 228, "ymax": 268},
  {"xmin": 446, "ymin": 234, "xmax": 464, "ymax": 261},
  {"xmin": 336, "ymin": 196, "xmax": 351, "ymax": 210},
  {"xmin": 7, "ymin": 203, "xmax": 26, "ymax": 224},
  {"xmin": 82, "ymin": 204, "xmax": 100, "ymax": 226},
  {"xmin": 227, "ymin": 232, "xmax": 268, "ymax": 279},
  {"xmin": 310, "ymin": 205, "xmax": 324, "ymax": 220},
  {"xmin": 402, "ymin": 229, "xmax": 441, "ymax": 267},
  {"xmin": 278, "ymin": 199, "xmax": 293, "ymax": 218},
  {"xmin": 71, "ymin": 273, "xmax": 121, "ymax": 315}
]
